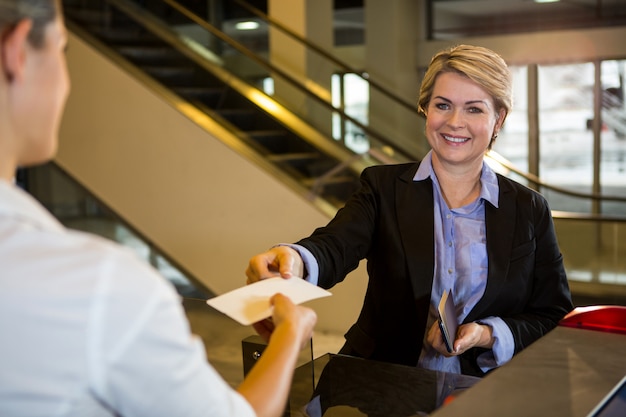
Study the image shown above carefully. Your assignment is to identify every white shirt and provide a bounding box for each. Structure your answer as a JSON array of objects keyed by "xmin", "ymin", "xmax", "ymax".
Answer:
[{"xmin": 0, "ymin": 180, "xmax": 255, "ymax": 417}]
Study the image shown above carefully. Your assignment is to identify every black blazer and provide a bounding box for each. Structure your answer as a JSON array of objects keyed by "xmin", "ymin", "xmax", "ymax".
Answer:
[{"xmin": 297, "ymin": 162, "xmax": 573, "ymax": 377}]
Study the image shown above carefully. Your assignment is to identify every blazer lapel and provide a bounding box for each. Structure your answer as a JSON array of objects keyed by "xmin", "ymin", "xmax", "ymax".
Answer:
[
  {"xmin": 466, "ymin": 177, "xmax": 516, "ymax": 322},
  {"xmin": 395, "ymin": 167, "xmax": 435, "ymax": 299}
]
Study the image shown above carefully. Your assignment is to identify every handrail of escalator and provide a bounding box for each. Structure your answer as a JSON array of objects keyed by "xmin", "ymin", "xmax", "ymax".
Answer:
[
  {"xmin": 551, "ymin": 210, "xmax": 626, "ymax": 222},
  {"xmin": 486, "ymin": 151, "xmax": 626, "ymax": 204},
  {"xmin": 229, "ymin": 0, "xmax": 419, "ymax": 115},
  {"xmin": 101, "ymin": 0, "xmax": 412, "ymax": 170},
  {"xmin": 156, "ymin": 0, "xmax": 419, "ymax": 163}
]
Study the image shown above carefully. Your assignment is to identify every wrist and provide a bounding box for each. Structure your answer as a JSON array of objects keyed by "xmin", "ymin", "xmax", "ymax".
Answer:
[{"xmin": 476, "ymin": 322, "xmax": 494, "ymax": 349}]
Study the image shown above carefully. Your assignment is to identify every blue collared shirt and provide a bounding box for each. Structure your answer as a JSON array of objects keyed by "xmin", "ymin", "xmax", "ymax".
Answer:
[
  {"xmin": 414, "ymin": 151, "xmax": 513, "ymax": 373},
  {"xmin": 286, "ymin": 151, "xmax": 514, "ymax": 373}
]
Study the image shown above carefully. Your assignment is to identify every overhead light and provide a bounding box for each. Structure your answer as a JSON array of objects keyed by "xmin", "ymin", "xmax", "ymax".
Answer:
[
  {"xmin": 534, "ymin": 0, "xmax": 560, "ymax": 3},
  {"xmin": 235, "ymin": 21, "xmax": 260, "ymax": 30}
]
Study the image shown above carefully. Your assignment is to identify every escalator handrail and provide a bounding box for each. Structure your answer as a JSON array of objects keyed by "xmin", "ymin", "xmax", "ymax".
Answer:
[
  {"xmin": 551, "ymin": 210, "xmax": 626, "ymax": 222},
  {"xmin": 486, "ymin": 151, "xmax": 626, "ymax": 203},
  {"xmin": 157, "ymin": 0, "xmax": 419, "ymax": 163}
]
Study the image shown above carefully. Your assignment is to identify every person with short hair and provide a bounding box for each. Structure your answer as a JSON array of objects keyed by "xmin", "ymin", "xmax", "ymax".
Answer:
[
  {"xmin": 0, "ymin": 1, "xmax": 317, "ymax": 416},
  {"xmin": 246, "ymin": 44, "xmax": 573, "ymax": 377}
]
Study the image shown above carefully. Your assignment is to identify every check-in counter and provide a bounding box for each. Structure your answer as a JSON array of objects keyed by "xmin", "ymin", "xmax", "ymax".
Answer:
[
  {"xmin": 430, "ymin": 325, "xmax": 626, "ymax": 417},
  {"xmin": 243, "ymin": 307, "xmax": 626, "ymax": 416}
]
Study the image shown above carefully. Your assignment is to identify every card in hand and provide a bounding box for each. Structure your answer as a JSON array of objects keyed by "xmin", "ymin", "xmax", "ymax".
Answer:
[{"xmin": 437, "ymin": 288, "xmax": 458, "ymax": 353}]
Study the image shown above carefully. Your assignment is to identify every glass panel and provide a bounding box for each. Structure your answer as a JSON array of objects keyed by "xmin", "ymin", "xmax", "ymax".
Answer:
[
  {"xmin": 331, "ymin": 73, "xmax": 342, "ymax": 141},
  {"xmin": 555, "ymin": 218, "xmax": 626, "ymax": 286},
  {"xmin": 493, "ymin": 65, "xmax": 529, "ymax": 173},
  {"xmin": 331, "ymin": 73, "xmax": 369, "ymax": 153},
  {"xmin": 344, "ymin": 73, "xmax": 369, "ymax": 153},
  {"xmin": 334, "ymin": 2, "xmax": 365, "ymax": 46},
  {"xmin": 538, "ymin": 63, "xmax": 595, "ymax": 212},
  {"xmin": 600, "ymin": 59, "xmax": 626, "ymax": 216},
  {"xmin": 262, "ymin": 76, "xmax": 274, "ymax": 95}
]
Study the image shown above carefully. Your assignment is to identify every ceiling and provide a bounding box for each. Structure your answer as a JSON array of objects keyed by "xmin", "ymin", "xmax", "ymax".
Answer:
[
  {"xmin": 432, "ymin": 0, "xmax": 626, "ymax": 38},
  {"xmin": 219, "ymin": 0, "xmax": 626, "ymax": 46},
  {"xmin": 433, "ymin": 0, "xmax": 625, "ymax": 17}
]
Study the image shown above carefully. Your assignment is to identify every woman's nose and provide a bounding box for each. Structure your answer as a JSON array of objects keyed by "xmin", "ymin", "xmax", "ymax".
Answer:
[{"xmin": 447, "ymin": 109, "xmax": 466, "ymax": 128}]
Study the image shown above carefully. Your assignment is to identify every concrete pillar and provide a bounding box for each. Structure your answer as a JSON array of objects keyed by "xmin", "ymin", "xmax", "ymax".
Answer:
[
  {"xmin": 268, "ymin": 0, "xmax": 334, "ymax": 138},
  {"xmin": 365, "ymin": 0, "xmax": 427, "ymax": 160}
]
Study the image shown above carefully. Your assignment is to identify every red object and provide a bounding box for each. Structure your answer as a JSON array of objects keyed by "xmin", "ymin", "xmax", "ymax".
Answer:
[{"xmin": 559, "ymin": 305, "xmax": 626, "ymax": 335}]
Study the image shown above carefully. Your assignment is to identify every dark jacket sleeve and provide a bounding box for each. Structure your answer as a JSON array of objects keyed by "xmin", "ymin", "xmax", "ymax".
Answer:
[
  {"xmin": 295, "ymin": 165, "xmax": 385, "ymax": 289},
  {"xmin": 295, "ymin": 163, "xmax": 435, "ymax": 367}
]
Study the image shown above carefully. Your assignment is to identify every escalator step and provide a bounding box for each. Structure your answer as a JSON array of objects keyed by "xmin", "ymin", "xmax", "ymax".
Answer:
[
  {"xmin": 173, "ymin": 87, "xmax": 224, "ymax": 106},
  {"xmin": 118, "ymin": 46, "xmax": 186, "ymax": 64},
  {"xmin": 143, "ymin": 65, "xmax": 196, "ymax": 80}
]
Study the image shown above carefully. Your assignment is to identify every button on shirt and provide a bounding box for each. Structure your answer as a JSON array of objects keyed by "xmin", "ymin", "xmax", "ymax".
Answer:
[
  {"xmin": 415, "ymin": 151, "xmax": 514, "ymax": 373},
  {"xmin": 0, "ymin": 180, "xmax": 255, "ymax": 417}
]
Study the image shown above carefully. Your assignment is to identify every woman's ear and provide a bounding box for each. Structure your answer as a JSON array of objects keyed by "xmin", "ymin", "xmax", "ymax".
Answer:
[
  {"xmin": 492, "ymin": 108, "xmax": 506, "ymax": 137},
  {"xmin": 496, "ymin": 108, "xmax": 506, "ymax": 130},
  {"xmin": 1, "ymin": 19, "xmax": 33, "ymax": 83}
]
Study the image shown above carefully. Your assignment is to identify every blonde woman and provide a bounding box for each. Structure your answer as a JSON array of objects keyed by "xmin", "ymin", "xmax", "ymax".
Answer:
[{"xmin": 247, "ymin": 45, "xmax": 573, "ymax": 377}]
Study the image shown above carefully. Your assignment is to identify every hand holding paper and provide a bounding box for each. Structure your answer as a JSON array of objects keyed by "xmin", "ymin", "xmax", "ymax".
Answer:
[{"xmin": 206, "ymin": 277, "xmax": 332, "ymax": 325}]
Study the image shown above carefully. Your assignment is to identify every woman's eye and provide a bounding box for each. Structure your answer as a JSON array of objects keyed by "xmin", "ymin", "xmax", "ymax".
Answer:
[
  {"xmin": 468, "ymin": 107, "xmax": 483, "ymax": 114},
  {"xmin": 435, "ymin": 102, "xmax": 450, "ymax": 110}
]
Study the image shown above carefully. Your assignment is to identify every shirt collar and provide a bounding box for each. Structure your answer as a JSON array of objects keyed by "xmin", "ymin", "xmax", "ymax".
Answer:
[
  {"xmin": 0, "ymin": 179, "xmax": 65, "ymax": 232},
  {"xmin": 413, "ymin": 150, "xmax": 499, "ymax": 208}
]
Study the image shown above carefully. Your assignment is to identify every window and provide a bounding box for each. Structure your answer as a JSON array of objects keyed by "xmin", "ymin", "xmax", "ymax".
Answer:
[
  {"xmin": 331, "ymin": 72, "xmax": 369, "ymax": 153},
  {"xmin": 492, "ymin": 65, "xmax": 529, "ymax": 174},
  {"xmin": 538, "ymin": 62, "xmax": 595, "ymax": 212},
  {"xmin": 600, "ymin": 59, "xmax": 626, "ymax": 215}
]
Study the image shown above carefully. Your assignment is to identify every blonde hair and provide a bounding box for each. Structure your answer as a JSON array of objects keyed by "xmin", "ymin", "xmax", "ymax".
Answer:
[
  {"xmin": 0, "ymin": 0, "xmax": 58, "ymax": 48},
  {"xmin": 417, "ymin": 44, "xmax": 512, "ymax": 124}
]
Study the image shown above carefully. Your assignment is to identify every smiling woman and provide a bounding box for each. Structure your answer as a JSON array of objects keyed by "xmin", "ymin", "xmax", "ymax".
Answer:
[
  {"xmin": 246, "ymin": 44, "xmax": 573, "ymax": 378},
  {"xmin": 424, "ymin": 71, "xmax": 504, "ymax": 206}
]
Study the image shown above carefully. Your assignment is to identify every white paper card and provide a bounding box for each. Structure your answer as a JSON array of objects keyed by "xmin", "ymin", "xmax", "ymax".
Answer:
[{"xmin": 206, "ymin": 277, "xmax": 332, "ymax": 325}]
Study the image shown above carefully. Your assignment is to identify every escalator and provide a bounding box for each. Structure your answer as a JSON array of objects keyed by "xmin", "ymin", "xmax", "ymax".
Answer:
[{"xmin": 62, "ymin": 0, "xmax": 394, "ymax": 211}]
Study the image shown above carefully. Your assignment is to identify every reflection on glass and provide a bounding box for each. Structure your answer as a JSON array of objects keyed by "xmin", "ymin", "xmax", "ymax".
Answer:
[
  {"xmin": 555, "ymin": 220, "xmax": 626, "ymax": 285},
  {"xmin": 290, "ymin": 353, "xmax": 480, "ymax": 417},
  {"xmin": 493, "ymin": 65, "xmax": 529, "ymax": 174}
]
